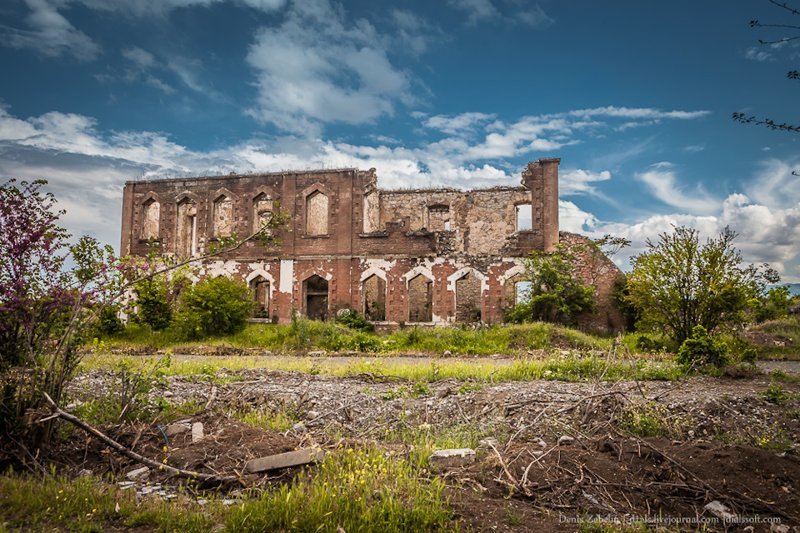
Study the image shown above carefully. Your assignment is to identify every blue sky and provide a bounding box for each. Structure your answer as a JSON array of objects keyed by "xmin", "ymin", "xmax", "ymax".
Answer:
[{"xmin": 1, "ymin": 0, "xmax": 798, "ymax": 279}]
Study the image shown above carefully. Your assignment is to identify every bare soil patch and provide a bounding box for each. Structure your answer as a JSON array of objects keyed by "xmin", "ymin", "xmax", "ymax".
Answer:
[{"xmin": 50, "ymin": 365, "xmax": 800, "ymax": 530}]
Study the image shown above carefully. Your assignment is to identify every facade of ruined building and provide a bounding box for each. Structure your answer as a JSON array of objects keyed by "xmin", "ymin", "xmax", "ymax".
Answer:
[{"xmin": 120, "ymin": 158, "xmax": 624, "ymax": 330}]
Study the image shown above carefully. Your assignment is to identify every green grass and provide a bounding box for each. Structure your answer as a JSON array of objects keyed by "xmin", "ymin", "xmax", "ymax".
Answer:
[
  {"xmin": 1, "ymin": 446, "xmax": 454, "ymax": 532},
  {"xmin": 81, "ymin": 353, "xmax": 684, "ymax": 383},
  {"xmin": 227, "ymin": 446, "xmax": 453, "ymax": 532},
  {"xmin": 96, "ymin": 320, "xmax": 629, "ymax": 356},
  {"xmin": 234, "ymin": 406, "xmax": 299, "ymax": 432},
  {"xmin": 0, "ymin": 470, "xmax": 222, "ymax": 532}
]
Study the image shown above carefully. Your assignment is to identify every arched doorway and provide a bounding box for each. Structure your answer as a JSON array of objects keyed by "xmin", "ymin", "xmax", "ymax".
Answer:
[{"xmin": 303, "ymin": 275, "xmax": 329, "ymax": 320}]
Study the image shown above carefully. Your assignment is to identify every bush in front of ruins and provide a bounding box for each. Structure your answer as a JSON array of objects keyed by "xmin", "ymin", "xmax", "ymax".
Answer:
[
  {"xmin": 173, "ymin": 276, "xmax": 254, "ymax": 340},
  {"xmin": 676, "ymin": 325, "xmax": 730, "ymax": 370}
]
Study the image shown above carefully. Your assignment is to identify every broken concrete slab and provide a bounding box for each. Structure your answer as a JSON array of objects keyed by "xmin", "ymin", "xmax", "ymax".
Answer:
[
  {"xmin": 165, "ymin": 421, "xmax": 192, "ymax": 438},
  {"xmin": 191, "ymin": 422, "xmax": 204, "ymax": 443},
  {"xmin": 126, "ymin": 466, "xmax": 150, "ymax": 480},
  {"xmin": 428, "ymin": 448, "xmax": 476, "ymax": 472},
  {"xmin": 244, "ymin": 448, "xmax": 326, "ymax": 474}
]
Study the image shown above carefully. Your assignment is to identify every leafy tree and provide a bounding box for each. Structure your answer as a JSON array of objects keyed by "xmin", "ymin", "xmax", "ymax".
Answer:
[
  {"xmin": 754, "ymin": 285, "xmax": 795, "ymax": 321},
  {"xmin": 626, "ymin": 226, "xmax": 778, "ymax": 344},
  {"xmin": 506, "ymin": 245, "xmax": 595, "ymax": 325},
  {"xmin": 173, "ymin": 276, "xmax": 254, "ymax": 340}
]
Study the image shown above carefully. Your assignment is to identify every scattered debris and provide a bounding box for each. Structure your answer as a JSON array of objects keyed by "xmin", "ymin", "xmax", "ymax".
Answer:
[
  {"xmin": 126, "ymin": 466, "xmax": 149, "ymax": 480},
  {"xmin": 428, "ymin": 448, "xmax": 476, "ymax": 472},
  {"xmin": 244, "ymin": 448, "xmax": 326, "ymax": 474},
  {"xmin": 191, "ymin": 422, "xmax": 204, "ymax": 443}
]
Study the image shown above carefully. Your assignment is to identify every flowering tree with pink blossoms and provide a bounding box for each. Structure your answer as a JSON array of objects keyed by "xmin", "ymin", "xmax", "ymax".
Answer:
[{"xmin": 0, "ymin": 179, "xmax": 118, "ymax": 453}]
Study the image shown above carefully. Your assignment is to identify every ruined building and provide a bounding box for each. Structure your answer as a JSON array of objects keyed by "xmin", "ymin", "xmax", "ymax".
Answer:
[{"xmin": 120, "ymin": 158, "xmax": 623, "ymax": 330}]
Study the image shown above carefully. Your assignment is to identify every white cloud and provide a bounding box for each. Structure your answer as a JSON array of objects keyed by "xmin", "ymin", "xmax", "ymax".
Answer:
[
  {"xmin": 447, "ymin": 0, "xmax": 553, "ymax": 28},
  {"xmin": 423, "ymin": 113, "xmax": 497, "ymax": 136},
  {"xmin": 635, "ymin": 163, "xmax": 720, "ymax": 215},
  {"xmin": 560, "ymin": 169, "xmax": 611, "ymax": 197},
  {"xmin": 567, "ymin": 106, "xmax": 710, "ymax": 121},
  {"xmin": 245, "ymin": 0, "xmax": 412, "ymax": 135},
  {"xmin": 746, "ymin": 158, "xmax": 800, "ymax": 209},
  {"xmin": 745, "ymin": 46, "xmax": 773, "ymax": 62},
  {"xmin": 1, "ymin": 0, "xmax": 100, "ymax": 60}
]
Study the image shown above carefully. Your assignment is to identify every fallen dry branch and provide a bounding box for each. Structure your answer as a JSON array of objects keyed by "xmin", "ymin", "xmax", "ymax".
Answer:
[{"xmin": 42, "ymin": 393, "xmax": 238, "ymax": 485}]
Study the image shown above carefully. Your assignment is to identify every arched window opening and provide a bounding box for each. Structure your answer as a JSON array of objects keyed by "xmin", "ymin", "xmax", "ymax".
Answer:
[
  {"xmin": 408, "ymin": 274, "xmax": 433, "ymax": 322},
  {"xmin": 303, "ymin": 275, "xmax": 329, "ymax": 320},
  {"xmin": 141, "ymin": 198, "xmax": 160, "ymax": 240},
  {"xmin": 176, "ymin": 199, "xmax": 197, "ymax": 257},
  {"xmin": 306, "ymin": 191, "xmax": 329, "ymax": 235},
  {"xmin": 249, "ymin": 276, "xmax": 270, "ymax": 318},
  {"xmin": 213, "ymin": 195, "xmax": 233, "ymax": 237},
  {"xmin": 253, "ymin": 193, "xmax": 274, "ymax": 234},
  {"xmin": 362, "ymin": 275, "xmax": 386, "ymax": 321},
  {"xmin": 455, "ymin": 272, "xmax": 482, "ymax": 323},
  {"xmin": 363, "ymin": 191, "xmax": 379, "ymax": 233}
]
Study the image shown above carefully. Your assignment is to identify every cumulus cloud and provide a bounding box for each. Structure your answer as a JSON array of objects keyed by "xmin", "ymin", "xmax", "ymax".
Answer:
[
  {"xmin": 245, "ymin": 0, "xmax": 413, "ymax": 135},
  {"xmin": 560, "ymin": 169, "xmax": 611, "ymax": 197}
]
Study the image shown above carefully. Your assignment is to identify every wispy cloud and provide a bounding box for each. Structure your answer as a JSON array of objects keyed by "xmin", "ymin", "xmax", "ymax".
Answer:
[
  {"xmin": 0, "ymin": 0, "xmax": 99, "ymax": 60},
  {"xmin": 447, "ymin": 0, "xmax": 553, "ymax": 28},
  {"xmin": 635, "ymin": 162, "xmax": 720, "ymax": 215}
]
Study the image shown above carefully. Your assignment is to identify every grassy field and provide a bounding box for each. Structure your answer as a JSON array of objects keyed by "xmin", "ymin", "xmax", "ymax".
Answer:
[
  {"xmin": 81, "ymin": 352, "xmax": 684, "ymax": 383},
  {"xmin": 97, "ymin": 319, "xmax": 669, "ymax": 356}
]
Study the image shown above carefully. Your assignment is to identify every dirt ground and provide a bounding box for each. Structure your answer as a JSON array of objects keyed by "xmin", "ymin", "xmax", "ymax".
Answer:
[{"xmin": 54, "ymin": 364, "xmax": 800, "ymax": 531}]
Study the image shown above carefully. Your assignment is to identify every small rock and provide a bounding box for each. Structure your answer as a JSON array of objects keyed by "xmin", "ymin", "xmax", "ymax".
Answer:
[
  {"xmin": 126, "ymin": 466, "xmax": 150, "ymax": 480},
  {"xmin": 222, "ymin": 499, "xmax": 236, "ymax": 506},
  {"xmin": 531, "ymin": 450, "xmax": 544, "ymax": 458},
  {"xmin": 77, "ymin": 468, "xmax": 93, "ymax": 477},
  {"xmin": 117, "ymin": 481, "xmax": 136, "ymax": 489},
  {"xmin": 476, "ymin": 438, "xmax": 498, "ymax": 456},
  {"xmin": 428, "ymin": 448, "xmax": 476, "ymax": 473},
  {"xmin": 704, "ymin": 500, "xmax": 736, "ymax": 521},
  {"xmin": 536, "ymin": 438, "xmax": 547, "ymax": 448},
  {"xmin": 769, "ymin": 525, "xmax": 790, "ymax": 533},
  {"xmin": 306, "ymin": 410, "xmax": 320, "ymax": 420},
  {"xmin": 197, "ymin": 499, "xmax": 209, "ymax": 506},
  {"xmin": 557, "ymin": 435, "xmax": 575, "ymax": 446},
  {"xmin": 443, "ymin": 350, "xmax": 452, "ymax": 356},
  {"xmin": 191, "ymin": 422, "xmax": 204, "ymax": 443},
  {"xmin": 162, "ymin": 390, "xmax": 174, "ymax": 398},
  {"xmin": 292, "ymin": 422, "xmax": 307, "ymax": 432},
  {"xmin": 165, "ymin": 421, "xmax": 192, "ymax": 438}
]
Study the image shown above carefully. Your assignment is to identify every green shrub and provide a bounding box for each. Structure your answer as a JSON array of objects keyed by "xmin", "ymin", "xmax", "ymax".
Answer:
[
  {"xmin": 133, "ymin": 276, "xmax": 173, "ymax": 331},
  {"xmin": 173, "ymin": 277, "xmax": 254, "ymax": 340},
  {"xmin": 676, "ymin": 325, "xmax": 729, "ymax": 369},
  {"xmin": 335, "ymin": 308, "xmax": 375, "ymax": 332},
  {"xmin": 95, "ymin": 304, "xmax": 124, "ymax": 336},
  {"xmin": 635, "ymin": 334, "xmax": 667, "ymax": 354},
  {"xmin": 760, "ymin": 384, "xmax": 789, "ymax": 405}
]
